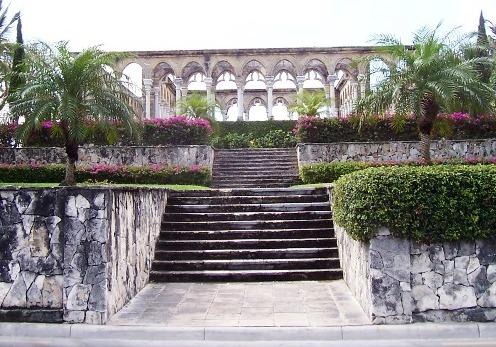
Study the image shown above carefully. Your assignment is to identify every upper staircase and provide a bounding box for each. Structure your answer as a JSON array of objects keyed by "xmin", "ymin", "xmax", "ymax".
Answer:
[{"xmin": 211, "ymin": 148, "xmax": 301, "ymax": 188}]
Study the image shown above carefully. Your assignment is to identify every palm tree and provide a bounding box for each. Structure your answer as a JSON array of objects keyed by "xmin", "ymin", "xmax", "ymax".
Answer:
[
  {"xmin": 289, "ymin": 89, "xmax": 330, "ymax": 117},
  {"xmin": 0, "ymin": 1, "xmax": 20, "ymax": 105},
  {"xmin": 177, "ymin": 91, "xmax": 218, "ymax": 121},
  {"xmin": 355, "ymin": 24, "xmax": 495, "ymax": 163},
  {"xmin": 10, "ymin": 41, "xmax": 141, "ymax": 186}
]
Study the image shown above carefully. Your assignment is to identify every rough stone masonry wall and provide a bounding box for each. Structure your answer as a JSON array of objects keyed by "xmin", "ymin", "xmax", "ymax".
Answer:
[
  {"xmin": 297, "ymin": 139, "xmax": 496, "ymax": 166},
  {"xmin": 0, "ymin": 186, "xmax": 167, "ymax": 324},
  {"xmin": 0, "ymin": 145, "xmax": 214, "ymax": 169},
  {"xmin": 334, "ymin": 224, "xmax": 496, "ymax": 324}
]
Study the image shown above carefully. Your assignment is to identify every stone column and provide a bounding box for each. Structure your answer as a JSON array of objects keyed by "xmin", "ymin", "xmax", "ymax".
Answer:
[
  {"xmin": 236, "ymin": 80, "xmax": 245, "ymax": 121},
  {"xmin": 265, "ymin": 76, "xmax": 274, "ymax": 120},
  {"xmin": 174, "ymin": 77, "xmax": 183, "ymax": 116},
  {"xmin": 327, "ymin": 74, "xmax": 338, "ymax": 117},
  {"xmin": 358, "ymin": 74, "xmax": 366, "ymax": 100},
  {"xmin": 352, "ymin": 81, "xmax": 359, "ymax": 105},
  {"xmin": 296, "ymin": 75, "xmax": 306, "ymax": 95},
  {"xmin": 204, "ymin": 77, "xmax": 213, "ymax": 103},
  {"xmin": 153, "ymin": 86, "xmax": 160, "ymax": 118},
  {"xmin": 143, "ymin": 78, "xmax": 153, "ymax": 119}
]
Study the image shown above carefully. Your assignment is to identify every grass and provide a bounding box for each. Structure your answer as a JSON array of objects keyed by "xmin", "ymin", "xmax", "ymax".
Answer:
[{"xmin": 0, "ymin": 182, "xmax": 211, "ymax": 190}]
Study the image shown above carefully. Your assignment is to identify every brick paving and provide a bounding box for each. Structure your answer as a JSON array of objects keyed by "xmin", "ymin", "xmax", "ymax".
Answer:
[{"xmin": 108, "ymin": 280, "xmax": 370, "ymax": 327}]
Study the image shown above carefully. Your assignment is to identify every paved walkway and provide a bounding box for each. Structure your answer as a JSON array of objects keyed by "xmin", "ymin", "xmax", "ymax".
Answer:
[{"xmin": 108, "ymin": 280, "xmax": 370, "ymax": 327}]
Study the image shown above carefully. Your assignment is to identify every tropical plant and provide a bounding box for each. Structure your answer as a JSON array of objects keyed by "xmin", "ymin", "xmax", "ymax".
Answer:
[
  {"xmin": 5, "ymin": 12, "xmax": 24, "ymax": 111},
  {"xmin": 355, "ymin": 24, "xmax": 495, "ymax": 162},
  {"xmin": 0, "ymin": 1, "xmax": 19, "ymax": 106},
  {"xmin": 10, "ymin": 41, "xmax": 142, "ymax": 186},
  {"xmin": 288, "ymin": 89, "xmax": 330, "ymax": 117},
  {"xmin": 177, "ymin": 91, "xmax": 217, "ymax": 120}
]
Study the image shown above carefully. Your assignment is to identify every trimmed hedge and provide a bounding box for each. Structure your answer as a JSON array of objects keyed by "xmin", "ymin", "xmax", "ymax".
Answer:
[
  {"xmin": 0, "ymin": 164, "xmax": 211, "ymax": 186},
  {"xmin": 333, "ymin": 165, "xmax": 496, "ymax": 242},
  {"xmin": 300, "ymin": 158, "xmax": 496, "ymax": 184}
]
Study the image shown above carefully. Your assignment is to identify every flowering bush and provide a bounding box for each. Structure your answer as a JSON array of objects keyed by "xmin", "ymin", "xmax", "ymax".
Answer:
[
  {"xmin": 0, "ymin": 115, "xmax": 214, "ymax": 147},
  {"xmin": 293, "ymin": 113, "xmax": 496, "ymax": 143},
  {"xmin": 142, "ymin": 116, "xmax": 213, "ymax": 145}
]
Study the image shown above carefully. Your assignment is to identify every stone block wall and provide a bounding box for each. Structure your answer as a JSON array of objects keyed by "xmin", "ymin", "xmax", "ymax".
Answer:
[
  {"xmin": 334, "ymin": 223, "xmax": 496, "ymax": 324},
  {"xmin": 297, "ymin": 139, "xmax": 496, "ymax": 166},
  {"xmin": 0, "ymin": 186, "xmax": 167, "ymax": 324},
  {"xmin": 0, "ymin": 145, "xmax": 214, "ymax": 169}
]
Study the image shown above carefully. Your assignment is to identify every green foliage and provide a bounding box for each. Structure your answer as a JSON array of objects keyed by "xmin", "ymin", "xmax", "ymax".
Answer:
[
  {"xmin": 289, "ymin": 90, "xmax": 330, "ymax": 117},
  {"xmin": 0, "ymin": 163, "xmax": 211, "ymax": 186},
  {"xmin": 300, "ymin": 162, "xmax": 372, "ymax": 184},
  {"xmin": 333, "ymin": 165, "xmax": 496, "ymax": 242}
]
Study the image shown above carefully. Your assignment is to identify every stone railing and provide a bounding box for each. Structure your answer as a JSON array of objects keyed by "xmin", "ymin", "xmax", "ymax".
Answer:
[
  {"xmin": 297, "ymin": 139, "xmax": 496, "ymax": 166},
  {"xmin": 328, "ymin": 187, "xmax": 496, "ymax": 324},
  {"xmin": 0, "ymin": 186, "xmax": 167, "ymax": 324},
  {"xmin": 0, "ymin": 145, "xmax": 214, "ymax": 169}
]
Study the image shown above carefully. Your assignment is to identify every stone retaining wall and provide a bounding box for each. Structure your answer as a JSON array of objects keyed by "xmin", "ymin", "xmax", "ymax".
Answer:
[
  {"xmin": 298, "ymin": 139, "xmax": 496, "ymax": 166},
  {"xmin": 0, "ymin": 186, "xmax": 167, "ymax": 324},
  {"xmin": 0, "ymin": 145, "xmax": 214, "ymax": 169},
  {"xmin": 330, "ymin": 186, "xmax": 496, "ymax": 324}
]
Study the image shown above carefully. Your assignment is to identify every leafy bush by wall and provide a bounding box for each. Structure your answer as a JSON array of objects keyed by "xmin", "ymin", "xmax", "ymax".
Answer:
[
  {"xmin": 0, "ymin": 164, "xmax": 211, "ymax": 186},
  {"xmin": 332, "ymin": 165, "xmax": 496, "ymax": 242},
  {"xmin": 300, "ymin": 158, "xmax": 496, "ymax": 184}
]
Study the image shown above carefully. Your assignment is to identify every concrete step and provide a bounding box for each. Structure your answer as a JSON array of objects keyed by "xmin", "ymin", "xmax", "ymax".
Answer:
[
  {"xmin": 168, "ymin": 187, "xmax": 327, "ymax": 197},
  {"xmin": 166, "ymin": 202, "xmax": 330, "ymax": 213},
  {"xmin": 167, "ymin": 195, "xmax": 327, "ymax": 205},
  {"xmin": 151, "ymin": 258, "xmax": 340, "ymax": 271},
  {"xmin": 149, "ymin": 269, "xmax": 342, "ymax": 282},
  {"xmin": 162, "ymin": 211, "xmax": 331, "ymax": 222},
  {"xmin": 161, "ymin": 218, "xmax": 333, "ymax": 231},
  {"xmin": 156, "ymin": 238, "xmax": 338, "ymax": 250},
  {"xmin": 153, "ymin": 247, "xmax": 339, "ymax": 260},
  {"xmin": 159, "ymin": 227, "xmax": 333, "ymax": 240}
]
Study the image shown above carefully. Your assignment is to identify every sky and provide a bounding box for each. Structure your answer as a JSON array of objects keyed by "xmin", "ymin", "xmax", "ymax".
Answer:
[{"xmin": 4, "ymin": 0, "xmax": 496, "ymax": 52}]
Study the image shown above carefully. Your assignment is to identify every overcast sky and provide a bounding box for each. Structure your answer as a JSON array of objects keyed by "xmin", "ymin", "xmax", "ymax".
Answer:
[{"xmin": 4, "ymin": 0, "xmax": 496, "ymax": 52}]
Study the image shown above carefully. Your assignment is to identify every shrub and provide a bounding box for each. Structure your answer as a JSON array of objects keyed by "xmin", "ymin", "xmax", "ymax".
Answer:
[
  {"xmin": 0, "ymin": 164, "xmax": 211, "ymax": 186},
  {"xmin": 142, "ymin": 116, "xmax": 213, "ymax": 146},
  {"xmin": 300, "ymin": 158, "xmax": 496, "ymax": 184},
  {"xmin": 333, "ymin": 165, "xmax": 496, "ymax": 242}
]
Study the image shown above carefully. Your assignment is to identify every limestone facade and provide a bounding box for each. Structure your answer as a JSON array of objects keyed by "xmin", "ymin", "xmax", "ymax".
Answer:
[
  {"xmin": 0, "ymin": 145, "xmax": 214, "ymax": 170},
  {"xmin": 297, "ymin": 139, "xmax": 496, "ymax": 166},
  {"xmin": 116, "ymin": 47, "xmax": 373, "ymax": 120}
]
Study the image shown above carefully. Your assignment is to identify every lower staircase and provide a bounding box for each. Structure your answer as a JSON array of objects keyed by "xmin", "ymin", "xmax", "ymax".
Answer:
[{"xmin": 150, "ymin": 187, "xmax": 342, "ymax": 282}]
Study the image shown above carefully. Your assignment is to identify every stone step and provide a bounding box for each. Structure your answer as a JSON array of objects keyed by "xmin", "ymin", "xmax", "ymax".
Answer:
[
  {"xmin": 149, "ymin": 269, "xmax": 342, "ymax": 282},
  {"xmin": 167, "ymin": 194, "xmax": 327, "ymax": 205},
  {"xmin": 166, "ymin": 202, "xmax": 330, "ymax": 213},
  {"xmin": 151, "ymin": 258, "xmax": 340, "ymax": 271},
  {"xmin": 156, "ymin": 237, "xmax": 337, "ymax": 250},
  {"xmin": 153, "ymin": 247, "xmax": 339, "ymax": 260},
  {"xmin": 159, "ymin": 227, "xmax": 333, "ymax": 240},
  {"xmin": 211, "ymin": 182, "xmax": 302, "ymax": 189},
  {"xmin": 169, "ymin": 187, "xmax": 326, "ymax": 197},
  {"xmin": 162, "ymin": 211, "xmax": 331, "ymax": 222},
  {"xmin": 161, "ymin": 218, "xmax": 333, "ymax": 231},
  {"xmin": 210, "ymin": 178, "xmax": 300, "ymax": 187}
]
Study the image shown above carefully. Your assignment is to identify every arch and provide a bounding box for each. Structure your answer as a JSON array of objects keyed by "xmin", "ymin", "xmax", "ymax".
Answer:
[
  {"xmin": 245, "ymin": 70, "xmax": 266, "ymax": 90},
  {"xmin": 273, "ymin": 70, "xmax": 297, "ymax": 90},
  {"xmin": 303, "ymin": 69, "xmax": 325, "ymax": 89},
  {"xmin": 216, "ymin": 71, "xmax": 236, "ymax": 90},
  {"xmin": 188, "ymin": 72, "xmax": 207, "ymax": 91},
  {"xmin": 181, "ymin": 61, "xmax": 206, "ymax": 82},
  {"xmin": 247, "ymin": 97, "xmax": 268, "ymax": 121},
  {"xmin": 121, "ymin": 62, "xmax": 143, "ymax": 97},
  {"xmin": 273, "ymin": 97, "xmax": 291, "ymax": 120},
  {"xmin": 241, "ymin": 60, "xmax": 267, "ymax": 80},
  {"xmin": 302, "ymin": 58, "xmax": 328, "ymax": 79},
  {"xmin": 153, "ymin": 62, "xmax": 176, "ymax": 80},
  {"xmin": 211, "ymin": 60, "xmax": 235, "ymax": 84},
  {"xmin": 271, "ymin": 59, "xmax": 297, "ymax": 78}
]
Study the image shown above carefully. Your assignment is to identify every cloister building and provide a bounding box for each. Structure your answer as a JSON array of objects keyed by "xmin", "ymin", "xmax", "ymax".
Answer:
[{"xmin": 116, "ymin": 46, "xmax": 375, "ymax": 121}]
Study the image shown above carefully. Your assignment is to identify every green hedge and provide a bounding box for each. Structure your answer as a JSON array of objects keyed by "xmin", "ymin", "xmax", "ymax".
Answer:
[
  {"xmin": 333, "ymin": 165, "xmax": 496, "ymax": 242},
  {"xmin": 300, "ymin": 162, "xmax": 372, "ymax": 183},
  {"xmin": 0, "ymin": 164, "xmax": 211, "ymax": 186}
]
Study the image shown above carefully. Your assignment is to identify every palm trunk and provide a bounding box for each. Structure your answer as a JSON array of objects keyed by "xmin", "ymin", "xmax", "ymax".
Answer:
[
  {"xmin": 419, "ymin": 132, "xmax": 432, "ymax": 164},
  {"xmin": 61, "ymin": 157, "xmax": 77, "ymax": 186}
]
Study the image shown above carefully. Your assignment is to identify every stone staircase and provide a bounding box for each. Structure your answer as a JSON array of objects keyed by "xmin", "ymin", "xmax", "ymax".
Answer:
[
  {"xmin": 211, "ymin": 148, "xmax": 301, "ymax": 188},
  {"xmin": 149, "ymin": 187, "xmax": 342, "ymax": 282}
]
